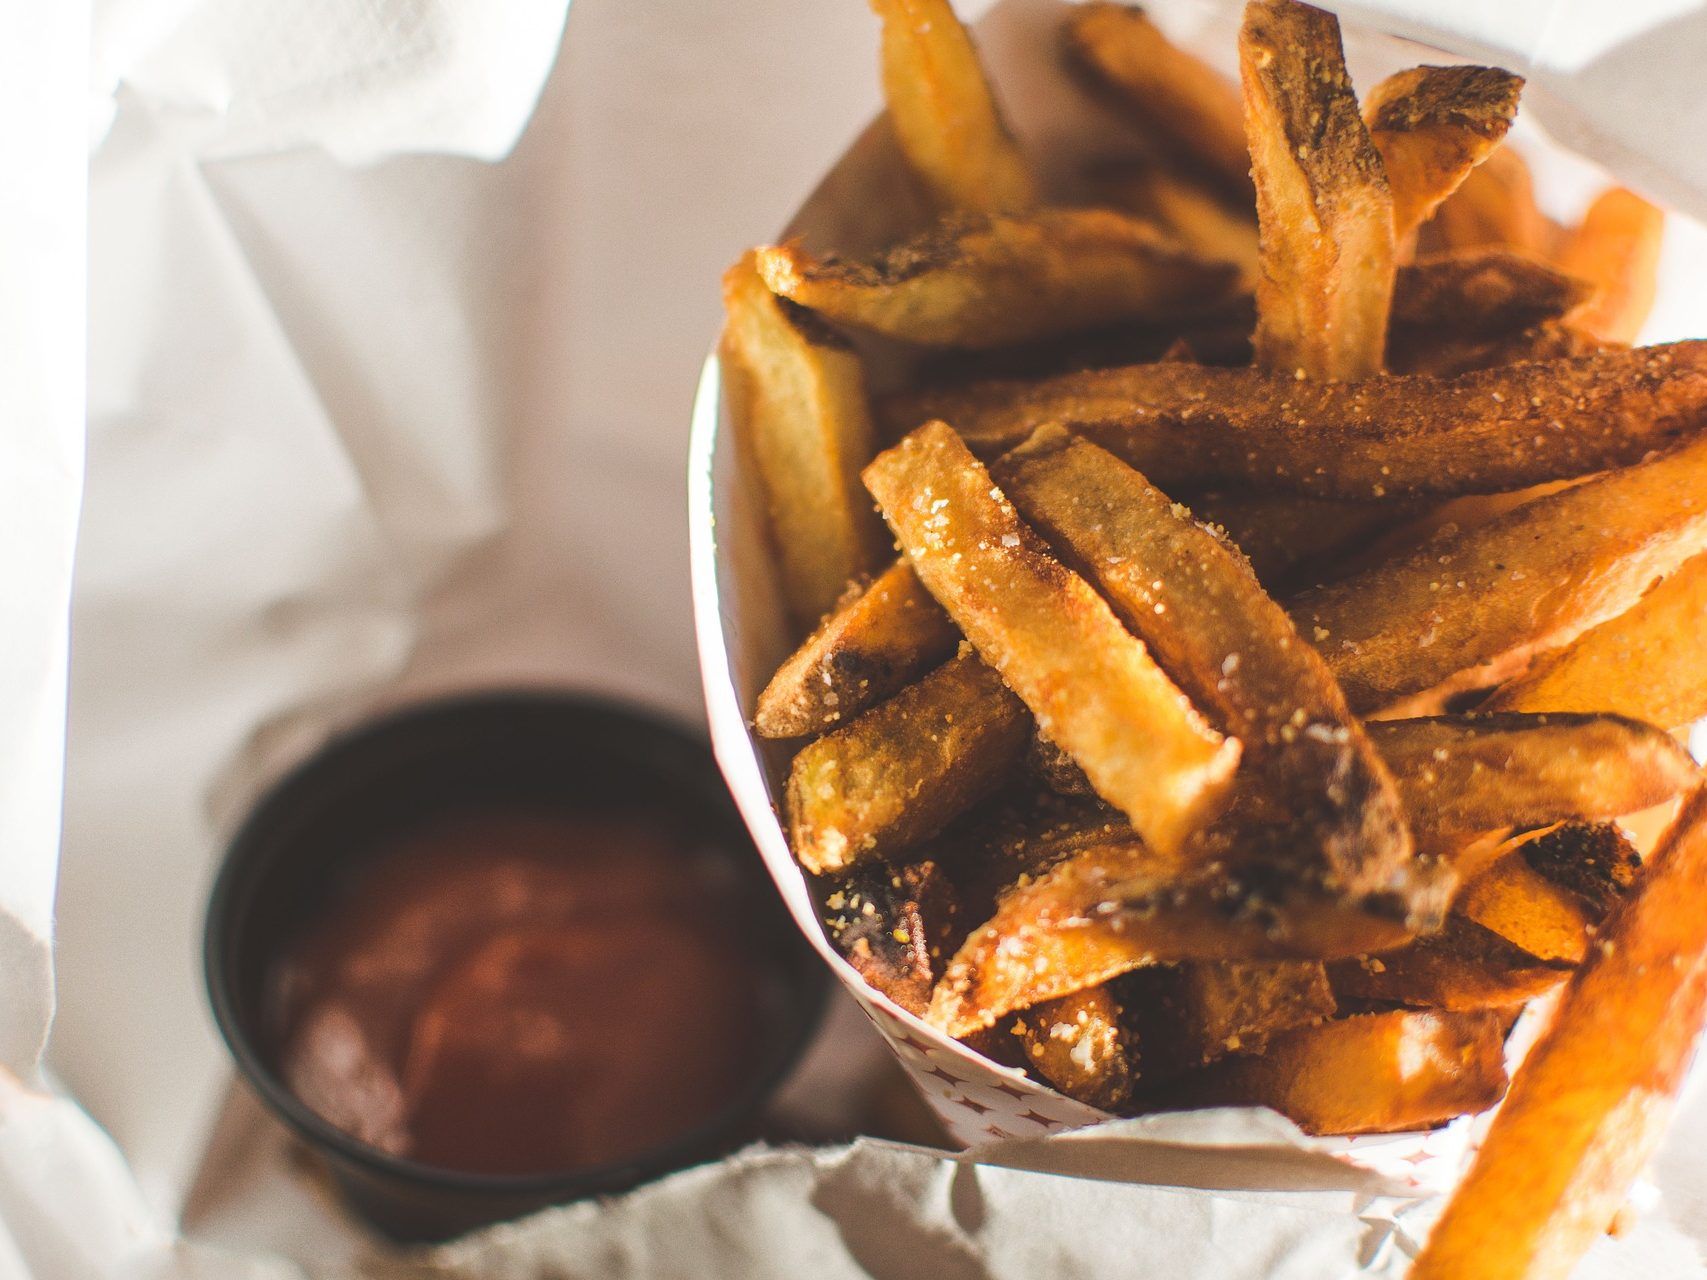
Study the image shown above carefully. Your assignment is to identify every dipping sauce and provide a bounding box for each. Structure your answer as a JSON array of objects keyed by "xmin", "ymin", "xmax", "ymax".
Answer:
[{"xmin": 265, "ymin": 806, "xmax": 778, "ymax": 1177}]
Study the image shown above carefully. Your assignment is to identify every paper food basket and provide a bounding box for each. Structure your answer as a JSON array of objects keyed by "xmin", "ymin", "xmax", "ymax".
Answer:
[{"xmin": 688, "ymin": 0, "xmax": 1707, "ymax": 1191}]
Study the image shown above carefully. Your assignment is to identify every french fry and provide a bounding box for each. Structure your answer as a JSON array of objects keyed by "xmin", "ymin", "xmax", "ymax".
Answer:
[
  {"xmin": 883, "ymin": 342, "xmax": 1707, "ymax": 499},
  {"xmin": 1062, "ymin": 2, "xmax": 1251, "ymax": 200},
  {"xmin": 1420, "ymin": 145, "xmax": 1557, "ymax": 258},
  {"xmin": 757, "ymin": 209, "xmax": 1238, "ymax": 350},
  {"xmin": 1092, "ymin": 165, "xmax": 1260, "ymax": 286},
  {"xmin": 868, "ymin": 0, "xmax": 1037, "ymax": 215},
  {"xmin": 1388, "ymin": 248, "xmax": 1590, "ymax": 348},
  {"xmin": 1189, "ymin": 492, "xmax": 1419, "ymax": 588},
  {"xmin": 785, "ymin": 649, "xmax": 1029, "ymax": 874},
  {"xmin": 1012, "ymin": 983, "xmax": 1134, "ymax": 1109},
  {"xmin": 1147, "ymin": 1009, "xmax": 1508, "ymax": 1135},
  {"xmin": 1390, "ymin": 318, "xmax": 1610, "ymax": 378},
  {"xmin": 864, "ymin": 422, "xmax": 1240, "ymax": 854},
  {"xmin": 1411, "ymin": 787, "xmax": 1707, "ymax": 1280},
  {"xmin": 993, "ymin": 425, "xmax": 1413, "ymax": 899},
  {"xmin": 1557, "ymin": 186, "xmax": 1665, "ymax": 344},
  {"xmin": 721, "ymin": 252, "xmax": 887, "ymax": 628},
  {"xmin": 1486, "ymin": 552, "xmax": 1707, "ymax": 729},
  {"xmin": 928, "ymin": 835, "xmax": 1415, "ymax": 1036},
  {"xmin": 1366, "ymin": 713, "xmax": 1699, "ymax": 848},
  {"xmin": 1288, "ymin": 430, "xmax": 1707, "ymax": 712},
  {"xmin": 1328, "ymin": 917, "xmax": 1572, "ymax": 1012},
  {"xmin": 1240, "ymin": 0, "xmax": 1394, "ymax": 380},
  {"xmin": 1458, "ymin": 823, "xmax": 1639, "ymax": 965},
  {"xmin": 755, "ymin": 560, "xmax": 957, "ymax": 739},
  {"xmin": 1364, "ymin": 66, "xmax": 1524, "ymax": 245},
  {"xmin": 822, "ymin": 858, "xmax": 959, "ymax": 1015},
  {"xmin": 1121, "ymin": 960, "xmax": 1335, "ymax": 1081}
]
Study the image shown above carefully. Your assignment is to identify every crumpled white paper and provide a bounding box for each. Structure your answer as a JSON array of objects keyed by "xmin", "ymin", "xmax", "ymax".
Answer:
[{"xmin": 5, "ymin": 0, "xmax": 1707, "ymax": 1276}]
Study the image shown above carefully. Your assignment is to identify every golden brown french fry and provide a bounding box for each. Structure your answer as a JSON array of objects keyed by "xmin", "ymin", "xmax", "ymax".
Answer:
[
  {"xmin": 1328, "ymin": 917, "xmax": 1572, "ymax": 1012},
  {"xmin": 883, "ymin": 342, "xmax": 1707, "ymax": 499},
  {"xmin": 928, "ymin": 834, "xmax": 1415, "ymax": 1036},
  {"xmin": 1420, "ymin": 145, "xmax": 1557, "ymax": 258},
  {"xmin": 1092, "ymin": 165, "xmax": 1260, "ymax": 286},
  {"xmin": 1458, "ymin": 823, "xmax": 1639, "ymax": 965},
  {"xmin": 721, "ymin": 252, "xmax": 887, "ymax": 628},
  {"xmin": 785, "ymin": 649, "xmax": 1029, "ymax": 874},
  {"xmin": 1412, "ymin": 787, "xmax": 1707, "ymax": 1280},
  {"xmin": 757, "ymin": 209, "xmax": 1237, "ymax": 350},
  {"xmin": 1012, "ymin": 983, "xmax": 1134, "ymax": 1109},
  {"xmin": 1388, "ymin": 248, "xmax": 1590, "ymax": 347},
  {"xmin": 1240, "ymin": 0, "xmax": 1394, "ymax": 380},
  {"xmin": 1190, "ymin": 492, "xmax": 1419, "ymax": 589},
  {"xmin": 1062, "ymin": 2, "xmax": 1251, "ymax": 199},
  {"xmin": 1122, "ymin": 960, "xmax": 1335, "ymax": 1081},
  {"xmin": 1486, "ymin": 553, "xmax": 1707, "ymax": 729},
  {"xmin": 864, "ymin": 422, "xmax": 1240, "ymax": 854},
  {"xmin": 1364, "ymin": 66, "xmax": 1524, "ymax": 244},
  {"xmin": 1557, "ymin": 186, "xmax": 1665, "ymax": 344},
  {"xmin": 1149, "ymin": 1009, "xmax": 1508, "ymax": 1135},
  {"xmin": 869, "ymin": 0, "xmax": 1037, "ymax": 215},
  {"xmin": 1367, "ymin": 713, "xmax": 1699, "ymax": 847},
  {"xmin": 994, "ymin": 425, "xmax": 1412, "ymax": 899},
  {"xmin": 1288, "ymin": 430, "xmax": 1707, "ymax": 712},
  {"xmin": 822, "ymin": 858, "xmax": 959, "ymax": 1016},
  {"xmin": 755, "ymin": 561, "xmax": 958, "ymax": 739}
]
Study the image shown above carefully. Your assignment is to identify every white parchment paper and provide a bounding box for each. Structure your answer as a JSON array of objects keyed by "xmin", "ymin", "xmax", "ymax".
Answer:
[{"xmin": 3, "ymin": 0, "xmax": 1706, "ymax": 1276}]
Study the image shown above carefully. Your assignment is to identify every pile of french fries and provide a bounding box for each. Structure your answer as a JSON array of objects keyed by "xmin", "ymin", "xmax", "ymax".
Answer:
[{"xmin": 720, "ymin": 2, "xmax": 1707, "ymax": 1274}]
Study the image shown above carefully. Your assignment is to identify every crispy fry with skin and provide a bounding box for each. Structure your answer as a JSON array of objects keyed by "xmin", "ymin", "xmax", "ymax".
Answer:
[
  {"xmin": 1093, "ymin": 166, "xmax": 1259, "ymax": 286},
  {"xmin": 1420, "ymin": 145, "xmax": 1556, "ymax": 258},
  {"xmin": 1458, "ymin": 823, "xmax": 1639, "ymax": 965},
  {"xmin": 869, "ymin": 0, "xmax": 1036, "ymax": 215},
  {"xmin": 1240, "ymin": 0, "xmax": 1394, "ymax": 380},
  {"xmin": 1328, "ymin": 917, "xmax": 1572, "ymax": 1012},
  {"xmin": 927, "ymin": 834, "xmax": 1416, "ymax": 1036},
  {"xmin": 1121, "ymin": 960, "xmax": 1335, "ymax": 1081},
  {"xmin": 1289, "ymin": 431, "xmax": 1707, "ymax": 712},
  {"xmin": 721, "ymin": 253, "xmax": 887, "ymax": 628},
  {"xmin": 755, "ymin": 561, "xmax": 957, "ymax": 739},
  {"xmin": 1149, "ymin": 1009, "xmax": 1508, "ymax": 1135},
  {"xmin": 994, "ymin": 425, "xmax": 1412, "ymax": 899},
  {"xmin": 864, "ymin": 422, "xmax": 1240, "ymax": 855},
  {"xmin": 1062, "ymin": 3, "xmax": 1251, "ymax": 199},
  {"xmin": 822, "ymin": 859, "xmax": 959, "ymax": 1015},
  {"xmin": 1364, "ymin": 66, "xmax": 1524, "ymax": 245},
  {"xmin": 1012, "ymin": 984, "xmax": 1134, "ymax": 1109},
  {"xmin": 1366, "ymin": 713, "xmax": 1699, "ymax": 848},
  {"xmin": 785, "ymin": 649, "xmax": 1029, "ymax": 875},
  {"xmin": 1412, "ymin": 787, "xmax": 1707, "ymax": 1280},
  {"xmin": 757, "ymin": 209, "xmax": 1237, "ymax": 350},
  {"xmin": 1557, "ymin": 186, "xmax": 1665, "ymax": 344},
  {"xmin": 883, "ymin": 342, "xmax": 1707, "ymax": 499},
  {"xmin": 1487, "ymin": 553, "xmax": 1707, "ymax": 729}
]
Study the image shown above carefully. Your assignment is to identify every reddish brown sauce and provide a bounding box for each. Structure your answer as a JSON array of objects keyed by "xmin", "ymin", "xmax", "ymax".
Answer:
[{"xmin": 268, "ymin": 807, "xmax": 775, "ymax": 1176}]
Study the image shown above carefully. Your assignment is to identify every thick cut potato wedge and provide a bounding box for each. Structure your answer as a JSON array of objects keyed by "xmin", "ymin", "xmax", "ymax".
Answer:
[
  {"xmin": 1289, "ymin": 431, "xmax": 1707, "ymax": 712},
  {"xmin": 1487, "ymin": 553, "xmax": 1707, "ymax": 729},
  {"xmin": 869, "ymin": 0, "xmax": 1036, "ymax": 215},
  {"xmin": 994, "ymin": 425, "xmax": 1412, "ymax": 899},
  {"xmin": 1411, "ymin": 787, "xmax": 1707, "ymax": 1280},
  {"xmin": 721, "ymin": 254, "xmax": 887, "ymax": 628},
  {"xmin": 884, "ymin": 342, "xmax": 1707, "ymax": 499},
  {"xmin": 1122, "ymin": 960, "xmax": 1335, "ymax": 1082},
  {"xmin": 786, "ymin": 649, "xmax": 1029, "ymax": 874},
  {"xmin": 1420, "ymin": 145, "xmax": 1557, "ymax": 258},
  {"xmin": 1364, "ymin": 66, "xmax": 1524, "ymax": 245},
  {"xmin": 755, "ymin": 560, "xmax": 958, "ymax": 739},
  {"xmin": 1094, "ymin": 165, "xmax": 1259, "ymax": 286},
  {"xmin": 1149, "ymin": 1009, "xmax": 1508, "ymax": 1135},
  {"xmin": 1458, "ymin": 823, "xmax": 1639, "ymax": 965},
  {"xmin": 757, "ymin": 209, "xmax": 1237, "ymax": 350},
  {"xmin": 864, "ymin": 422, "xmax": 1240, "ymax": 854},
  {"xmin": 1012, "ymin": 983, "xmax": 1134, "ymax": 1109},
  {"xmin": 928, "ymin": 835, "xmax": 1415, "ymax": 1036},
  {"xmin": 1557, "ymin": 186, "xmax": 1665, "ymax": 344},
  {"xmin": 1062, "ymin": 2, "xmax": 1251, "ymax": 199},
  {"xmin": 1367, "ymin": 713, "xmax": 1699, "ymax": 848},
  {"xmin": 1240, "ymin": 0, "xmax": 1394, "ymax": 380},
  {"xmin": 822, "ymin": 858, "xmax": 959, "ymax": 1016},
  {"xmin": 1328, "ymin": 916, "xmax": 1572, "ymax": 1012}
]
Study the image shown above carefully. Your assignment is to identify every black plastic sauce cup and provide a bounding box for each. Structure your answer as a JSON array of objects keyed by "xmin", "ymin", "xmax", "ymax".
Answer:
[{"xmin": 204, "ymin": 691, "xmax": 826, "ymax": 1241}]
